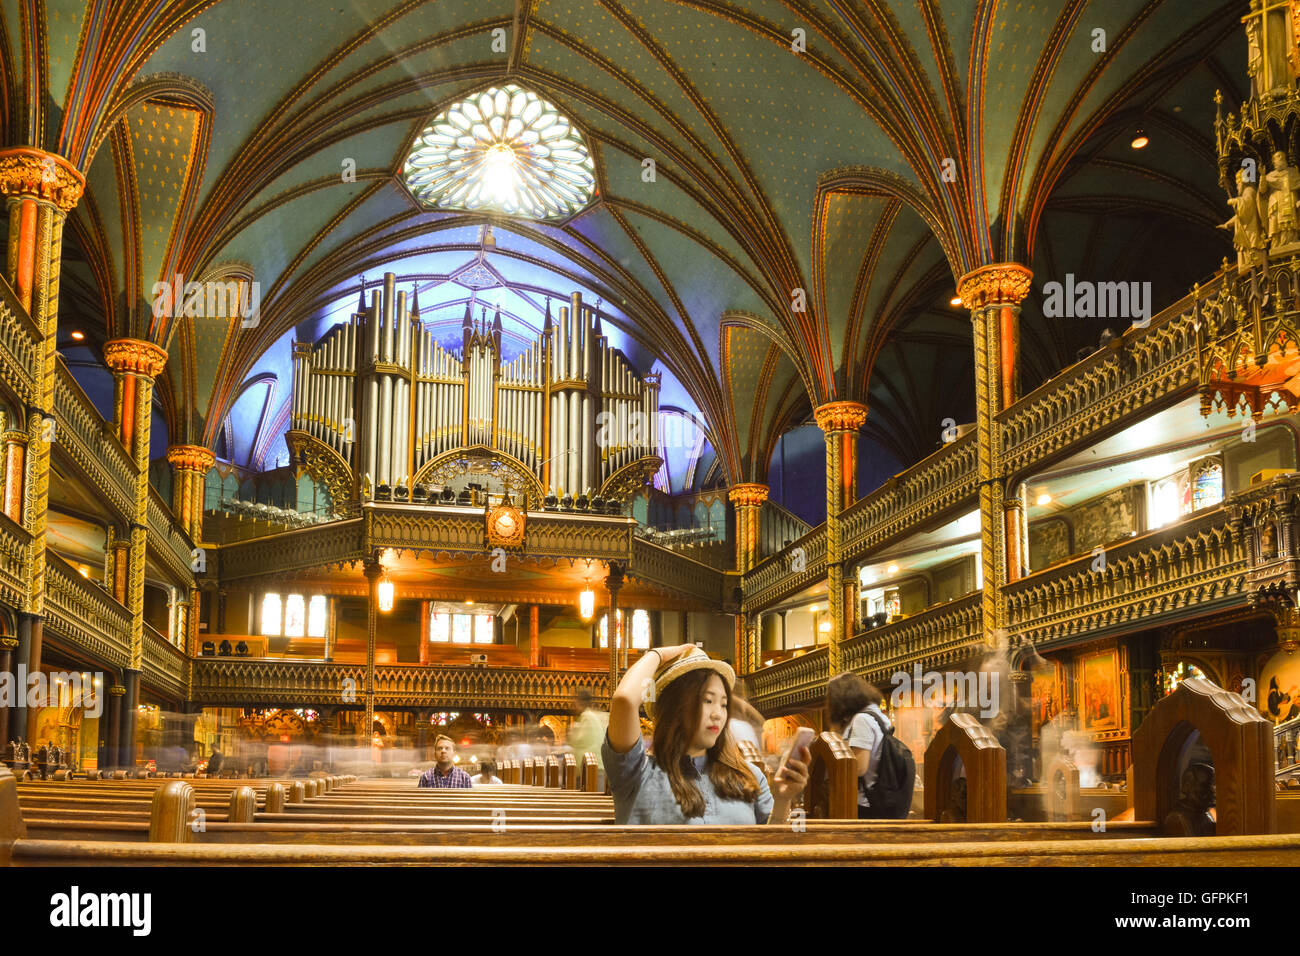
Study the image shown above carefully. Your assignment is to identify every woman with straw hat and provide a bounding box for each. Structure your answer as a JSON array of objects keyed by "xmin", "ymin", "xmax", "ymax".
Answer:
[{"xmin": 603, "ymin": 644, "xmax": 809, "ymax": 824}]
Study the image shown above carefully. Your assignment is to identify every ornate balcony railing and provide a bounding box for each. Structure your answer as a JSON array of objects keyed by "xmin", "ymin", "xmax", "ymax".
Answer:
[
  {"xmin": 1004, "ymin": 507, "xmax": 1247, "ymax": 648},
  {"xmin": 0, "ymin": 275, "xmax": 40, "ymax": 409},
  {"xmin": 0, "ymin": 512, "xmax": 30, "ymax": 611},
  {"xmin": 52, "ymin": 360, "xmax": 136, "ymax": 520},
  {"xmin": 213, "ymin": 518, "xmax": 367, "ymax": 581},
  {"xmin": 147, "ymin": 488, "xmax": 195, "ymax": 587},
  {"xmin": 366, "ymin": 504, "xmax": 636, "ymax": 561},
  {"xmin": 142, "ymin": 622, "xmax": 187, "ymax": 700},
  {"xmin": 999, "ymin": 271, "xmax": 1220, "ymax": 481},
  {"xmin": 190, "ymin": 658, "xmax": 609, "ymax": 709},
  {"xmin": 841, "ymin": 431, "xmax": 979, "ymax": 564},
  {"xmin": 746, "ymin": 645, "xmax": 828, "ymax": 715},
  {"xmin": 845, "ymin": 592, "xmax": 984, "ymax": 685},
  {"xmin": 742, "ymin": 524, "xmax": 827, "ymax": 611},
  {"xmin": 630, "ymin": 537, "xmax": 727, "ymax": 606},
  {"xmin": 43, "ymin": 552, "xmax": 130, "ymax": 671}
]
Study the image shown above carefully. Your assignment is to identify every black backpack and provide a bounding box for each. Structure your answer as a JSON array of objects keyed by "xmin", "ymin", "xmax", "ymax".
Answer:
[{"xmin": 859, "ymin": 709, "xmax": 915, "ymax": 819}]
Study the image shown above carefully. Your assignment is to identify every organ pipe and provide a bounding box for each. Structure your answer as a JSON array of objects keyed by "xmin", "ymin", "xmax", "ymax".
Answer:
[{"xmin": 290, "ymin": 271, "xmax": 660, "ymax": 499}]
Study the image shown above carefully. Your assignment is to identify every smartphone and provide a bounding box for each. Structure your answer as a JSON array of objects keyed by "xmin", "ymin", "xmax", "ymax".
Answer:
[{"xmin": 778, "ymin": 726, "xmax": 817, "ymax": 780}]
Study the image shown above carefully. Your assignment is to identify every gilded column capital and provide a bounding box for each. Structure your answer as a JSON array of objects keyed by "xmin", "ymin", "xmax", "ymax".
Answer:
[
  {"xmin": 1, "ymin": 430, "xmax": 28, "ymax": 447},
  {"xmin": 813, "ymin": 401, "xmax": 868, "ymax": 433},
  {"xmin": 727, "ymin": 483, "xmax": 769, "ymax": 507},
  {"xmin": 0, "ymin": 636, "xmax": 18, "ymax": 651},
  {"xmin": 165, "ymin": 444, "xmax": 216, "ymax": 472},
  {"xmin": 103, "ymin": 338, "xmax": 168, "ymax": 379},
  {"xmin": 0, "ymin": 148, "xmax": 85, "ymax": 212},
  {"xmin": 957, "ymin": 263, "xmax": 1033, "ymax": 309},
  {"xmin": 108, "ymin": 685, "xmax": 126, "ymax": 697}
]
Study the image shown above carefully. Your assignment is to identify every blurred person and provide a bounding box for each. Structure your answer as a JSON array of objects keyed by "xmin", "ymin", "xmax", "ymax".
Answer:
[
  {"xmin": 828, "ymin": 672, "xmax": 914, "ymax": 819},
  {"xmin": 473, "ymin": 759, "xmax": 503, "ymax": 786},
  {"xmin": 568, "ymin": 687, "xmax": 609, "ymax": 788},
  {"xmin": 728, "ymin": 677, "xmax": 764, "ymax": 753},
  {"xmin": 604, "ymin": 644, "xmax": 808, "ymax": 824},
  {"xmin": 418, "ymin": 734, "xmax": 473, "ymax": 788}
]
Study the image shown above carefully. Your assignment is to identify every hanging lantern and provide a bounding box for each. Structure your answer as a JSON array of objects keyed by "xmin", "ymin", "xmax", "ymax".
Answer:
[
  {"xmin": 579, "ymin": 587, "xmax": 595, "ymax": 621},
  {"xmin": 377, "ymin": 574, "xmax": 394, "ymax": 613}
]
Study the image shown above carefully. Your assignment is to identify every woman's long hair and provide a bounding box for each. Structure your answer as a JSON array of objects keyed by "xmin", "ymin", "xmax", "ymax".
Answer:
[{"xmin": 652, "ymin": 669, "xmax": 759, "ymax": 818}]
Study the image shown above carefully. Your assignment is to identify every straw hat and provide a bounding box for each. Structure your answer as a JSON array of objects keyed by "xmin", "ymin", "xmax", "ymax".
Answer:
[{"xmin": 644, "ymin": 647, "xmax": 734, "ymax": 717}]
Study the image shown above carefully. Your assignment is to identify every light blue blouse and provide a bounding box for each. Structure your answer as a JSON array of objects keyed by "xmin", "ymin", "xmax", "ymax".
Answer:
[{"xmin": 602, "ymin": 732, "xmax": 773, "ymax": 825}]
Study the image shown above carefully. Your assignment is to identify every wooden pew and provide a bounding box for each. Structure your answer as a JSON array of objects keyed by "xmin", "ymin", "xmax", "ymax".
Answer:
[
  {"xmin": 579, "ymin": 754, "xmax": 598, "ymax": 793},
  {"xmin": 924, "ymin": 713, "xmax": 1005, "ymax": 823}
]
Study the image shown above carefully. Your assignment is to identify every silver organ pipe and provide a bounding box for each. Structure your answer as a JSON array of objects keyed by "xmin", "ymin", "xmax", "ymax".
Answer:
[{"xmin": 290, "ymin": 271, "xmax": 661, "ymax": 501}]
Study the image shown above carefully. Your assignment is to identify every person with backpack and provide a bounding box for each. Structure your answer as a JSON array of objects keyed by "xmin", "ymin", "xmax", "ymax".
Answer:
[{"xmin": 827, "ymin": 672, "xmax": 915, "ymax": 819}]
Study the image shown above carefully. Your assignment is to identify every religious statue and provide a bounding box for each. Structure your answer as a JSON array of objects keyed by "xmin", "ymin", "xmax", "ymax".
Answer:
[
  {"xmin": 1245, "ymin": 0, "xmax": 1298, "ymax": 99},
  {"xmin": 1162, "ymin": 763, "xmax": 1216, "ymax": 837},
  {"xmin": 1262, "ymin": 151, "xmax": 1300, "ymax": 250},
  {"xmin": 1221, "ymin": 167, "xmax": 1268, "ymax": 269}
]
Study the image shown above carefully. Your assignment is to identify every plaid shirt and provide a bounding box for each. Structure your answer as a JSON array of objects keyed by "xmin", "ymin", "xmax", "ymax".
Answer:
[{"xmin": 418, "ymin": 765, "xmax": 474, "ymax": 788}]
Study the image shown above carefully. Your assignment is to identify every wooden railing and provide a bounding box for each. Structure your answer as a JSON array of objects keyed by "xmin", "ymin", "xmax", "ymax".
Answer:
[
  {"xmin": 742, "ymin": 524, "xmax": 827, "ymax": 610},
  {"xmin": 0, "ymin": 512, "xmax": 30, "ymax": 611},
  {"xmin": 0, "ymin": 274, "xmax": 40, "ymax": 409},
  {"xmin": 52, "ymin": 360, "xmax": 136, "ymax": 520},
  {"xmin": 1004, "ymin": 507, "xmax": 1247, "ymax": 648},
  {"xmin": 747, "ymin": 645, "xmax": 828, "ymax": 715},
  {"xmin": 845, "ymin": 592, "xmax": 984, "ymax": 685},
  {"xmin": 142, "ymin": 622, "xmax": 187, "ymax": 701},
  {"xmin": 630, "ymin": 537, "xmax": 728, "ymax": 606},
  {"xmin": 190, "ymin": 658, "xmax": 609, "ymax": 709},
  {"xmin": 147, "ymin": 487, "xmax": 195, "ymax": 587},
  {"xmin": 42, "ymin": 552, "xmax": 131, "ymax": 671}
]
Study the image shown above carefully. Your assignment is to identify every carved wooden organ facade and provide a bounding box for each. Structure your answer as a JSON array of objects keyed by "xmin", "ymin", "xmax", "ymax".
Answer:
[{"xmin": 287, "ymin": 272, "xmax": 662, "ymax": 509}]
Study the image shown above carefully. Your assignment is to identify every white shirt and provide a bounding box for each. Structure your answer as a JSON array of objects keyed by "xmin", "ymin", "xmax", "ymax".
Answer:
[
  {"xmin": 472, "ymin": 774, "xmax": 504, "ymax": 786},
  {"xmin": 844, "ymin": 705, "xmax": 892, "ymax": 801},
  {"xmin": 729, "ymin": 718, "xmax": 761, "ymax": 751}
]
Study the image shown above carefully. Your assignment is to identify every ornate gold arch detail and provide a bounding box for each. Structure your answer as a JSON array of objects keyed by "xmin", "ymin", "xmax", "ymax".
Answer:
[
  {"xmin": 599, "ymin": 455, "xmax": 663, "ymax": 503},
  {"xmin": 284, "ymin": 429, "xmax": 354, "ymax": 516},
  {"xmin": 413, "ymin": 447, "xmax": 544, "ymax": 509}
]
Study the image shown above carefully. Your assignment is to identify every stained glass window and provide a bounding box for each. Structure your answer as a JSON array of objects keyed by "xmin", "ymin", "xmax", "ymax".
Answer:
[
  {"xmin": 474, "ymin": 614, "xmax": 494, "ymax": 644},
  {"xmin": 1192, "ymin": 459, "xmax": 1224, "ymax": 511},
  {"xmin": 431, "ymin": 611, "xmax": 450, "ymax": 643},
  {"xmin": 451, "ymin": 614, "xmax": 472, "ymax": 644},
  {"xmin": 307, "ymin": 596, "xmax": 327, "ymax": 638},
  {"xmin": 285, "ymin": 594, "xmax": 305, "ymax": 637},
  {"xmin": 631, "ymin": 609, "xmax": 651, "ymax": 649},
  {"xmin": 261, "ymin": 593, "xmax": 282, "ymax": 636},
  {"xmin": 402, "ymin": 85, "xmax": 596, "ymax": 220}
]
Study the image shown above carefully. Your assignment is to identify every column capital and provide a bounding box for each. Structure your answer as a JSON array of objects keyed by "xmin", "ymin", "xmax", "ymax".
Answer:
[
  {"xmin": 1, "ymin": 430, "xmax": 28, "ymax": 447},
  {"xmin": 103, "ymin": 338, "xmax": 168, "ymax": 379},
  {"xmin": 0, "ymin": 148, "xmax": 85, "ymax": 212},
  {"xmin": 0, "ymin": 636, "xmax": 17, "ymax": 651},
  {"xmin": 165, "ymin": 444, "xmax": 216, "ymax": 472},
  {"xmin": 363, "ymin": 558, "xmax": 384, "ymax": 581},
  {"xmin": 813, "ymin": 401, "xmax": 868, "ymax": 433},
  {"xmin": 727, "ymin": 483, "xmax": 769, "ymax": 507},
  {"xmin": 957, "ymin": 263, "xmax": 1033, "ymax": 309}
]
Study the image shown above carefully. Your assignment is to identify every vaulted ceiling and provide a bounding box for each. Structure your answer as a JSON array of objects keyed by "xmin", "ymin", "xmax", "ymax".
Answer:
[{"xmin": 1, "ymin": 0, "xmax": 1245, "ymax": 495}]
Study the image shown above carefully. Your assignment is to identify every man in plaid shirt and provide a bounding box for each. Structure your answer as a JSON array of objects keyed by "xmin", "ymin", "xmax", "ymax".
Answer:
[{"xmin": 418, "ymin": 734, "xmax": 473, "ymax": 788}]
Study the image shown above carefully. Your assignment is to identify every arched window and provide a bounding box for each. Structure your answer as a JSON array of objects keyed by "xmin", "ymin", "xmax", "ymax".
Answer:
[
  {"xmin": 1192, "ymin": 459, "xmax": 1224, "ymax": 511},
  {"xmin": 261, "ymin": 593, "xmax": 282, "ymax": 635},
  {"xmin": 599, "ymin": 609, "xmax": 651, "ymax": 649}
]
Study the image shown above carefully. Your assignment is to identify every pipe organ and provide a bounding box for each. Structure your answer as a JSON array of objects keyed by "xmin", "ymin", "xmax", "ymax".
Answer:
[{"xmin": 288, "ymin": 272, "xmax": 662, "ymax": 507}]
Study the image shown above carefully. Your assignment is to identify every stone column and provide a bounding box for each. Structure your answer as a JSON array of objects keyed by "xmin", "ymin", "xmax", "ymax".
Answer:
[
  {"xmin": 0, "ymin": 150, "xmax": 85, "ymax": 738},
  {"xmin": 363, "ymin": 558, "xmax": 382, "ymax": 739},
  {"xmin": 119, "ymin": 670, "xmax": 139, "ymax": 771},
  {"xmin": 165, "ymin": 444, "xmax": 215, "ymax": 542},
  {"xmin": 418, "ymin": 600, "xmax": 430, "ymax": 665},
  {"xmin": 0, "ymin": 634, "xmax": 16, "ymax": 746},
  {"xmin": 957, "ymin": 264, "xmax": 1033, "ymax": 648},
  {"xmin": 104, "ymin": 340, "xmax": 169, "ymax": 679},
  {"xmin": 105, "ymin": 681, "xmax": 124, "ymax": 770},
  {"xmin": 814, "ymin": 401, "xmax": 868, "ymax": 675},
  {"xmin": 605, "ymin": 563, "xmax": 625, "ymax": 695},
  {"xmin": 728, "ymin": 483, "xmax": 768, "ymax": 573},
  {"xmin": 1, "ymin": 423, "xmax": 27, "ymax": 524},
  {"xmin": 529, "ymin": 604, "xmax": 540, "ymax": 668}
]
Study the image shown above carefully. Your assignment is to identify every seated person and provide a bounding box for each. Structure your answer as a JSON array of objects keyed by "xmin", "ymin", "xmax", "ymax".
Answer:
[
  {"xmin": 472, "ymin": 759, "xmax": 504, "ymax": 786},
  {"xmin": 418, "ymin": 735, "xmax": 473, "ymax": 788},
  {"xmin": 602, "ymin": 644, "xmax": 808, "ymax": 824},
  {"xmin": 1163, "ymin": 763, "xmax": 1216, "ymax": 837}
]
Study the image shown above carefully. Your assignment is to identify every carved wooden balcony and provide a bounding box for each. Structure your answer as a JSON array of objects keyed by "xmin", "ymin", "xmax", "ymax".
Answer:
[
  {"xmin": 0, "ymin": 512, "xmax": 30, "ymax": 612},
  {"xmin": 190, "ymin": 658, "xmax": 609, "ymax": 710},
  {"xmin": 845, "ymin": 592, "xmax": 984, "ymax": 686},
  {"xmin": 52, "ymin": 360, "xmax": 137, "ymax": 521},
  {"xmin": 142, "ymin": 622, "xmax": 188, "ymax": 700},
  {"xmin": 42, "ymin": 552, "xmax": 131, "ymax": 671},
  {"xmin": 742, "ymin": 524, "xmax": 827, "ymax": 611},
  {"xmin": 147, "ymin": 487, "xmax": 196, "ymax": 588},
  {"xmin": 746, "ymin": 645, "xmax": 828, "ymax": 716},
  {"xmin": 0, "ymin": 275, "xmax": 39, "ymax": 411}
]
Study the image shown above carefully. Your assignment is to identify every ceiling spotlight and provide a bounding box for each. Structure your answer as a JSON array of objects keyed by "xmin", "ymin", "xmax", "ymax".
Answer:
[
  {"xmin": 1036, "ymin": 493, "xmax": 1052, "ymax": 507},
  {"xmin": 70, "ymin": 330, "xmax": 84, "ymax": 341},
  {"xmin": 949, "ymin": 296, "xmax": 963, "ymax": 307},
  {"xmin": 1130, "ymin": 129, "xmax": 1148, "ymax": 149},
  {"xmin": 465, "ymin": 599, "xmax": 474, "ymax": 606},
  {"xmin": 887, "ymin": 563, "xmax": 899, "ymax": 574}
]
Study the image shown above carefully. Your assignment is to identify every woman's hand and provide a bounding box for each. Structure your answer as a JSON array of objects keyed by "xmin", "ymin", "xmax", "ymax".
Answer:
[
  {"xmin": 773, "ymin": 751, "xmax": 809, "ymax": 803},
  {"xmin": 649, "ymin": 644, "xmax": 696, "ymax": 668}
]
